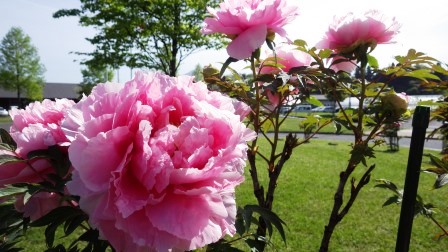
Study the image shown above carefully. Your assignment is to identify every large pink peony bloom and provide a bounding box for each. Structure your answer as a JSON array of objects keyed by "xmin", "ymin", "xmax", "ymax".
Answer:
[
  {"xmin": 0, "ymin": 99, "xmax": 74, "ymax": 185},
  {"xmin": 63, "ymin": 71, "xmax": 256, "ymax": 251},
  {"xmin": 317, "ymin": 10, "xmax": 400, "ymax": 54},
  {"xmin": 201, "ymin": 0, "xmax": 298, "ymax": 60}
]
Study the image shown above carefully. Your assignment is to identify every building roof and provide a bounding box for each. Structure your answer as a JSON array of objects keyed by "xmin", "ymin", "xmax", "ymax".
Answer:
[{"xmin": 0, "ymin": 82, "xmax": 79, "ymax": 99}]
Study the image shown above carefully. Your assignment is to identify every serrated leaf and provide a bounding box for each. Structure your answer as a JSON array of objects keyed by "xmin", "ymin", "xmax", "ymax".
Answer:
[
  {"xmin": 306, "ymin": 96, "xmax": 323, "ymax": 107},
  {"xmin": 403, "ymin": 69, "xmax": 440, "ymax": 82},
  {"xmin": 365, "ymin": 89, "xmax": 379, "ymax": 97}
]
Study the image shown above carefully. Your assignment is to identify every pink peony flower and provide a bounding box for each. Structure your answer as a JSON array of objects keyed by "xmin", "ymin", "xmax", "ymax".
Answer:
[
  {"xmin": 317, "ymin": 10, "xmax": 400, "ymax": 54},
  {"xmin": 63, "ymin": 71, "xmax": 256, "ymax": 251},
  {"xmin": 259, "ymin": 46, "xmax": 312, "ymax": 109},
  {"xmin": 201, "ymin": 0, "xmax": 298, "ymax": 60},
  {"xmin": 260, "ymin": 45, "xmax": 312, "ymax": 74},
  {"xmin": 328, "ymin": 56, "xmax": 357, "ymax": 73},
  {"xmin": 0, "ymin": 99, "xmax": 74, "ymax": 185}
]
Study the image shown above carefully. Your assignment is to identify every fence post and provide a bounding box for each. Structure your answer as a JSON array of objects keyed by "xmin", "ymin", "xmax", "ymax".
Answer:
[{"xmin": 395, "ymin": 106, "xmax": 430, "ymax": 252}]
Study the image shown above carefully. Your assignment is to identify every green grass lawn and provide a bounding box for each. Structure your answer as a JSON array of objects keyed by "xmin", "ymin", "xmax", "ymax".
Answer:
[
  {"xmin": 0, "ymin": 116, "xmax": 12, "ymax": 123},
  {"xmin": 15, "ymin": 139, "xmax": 448, "ymax": 251},
  {"xmin": 235, "ymin": 138, "xmax": 448, "ymax": 251}
]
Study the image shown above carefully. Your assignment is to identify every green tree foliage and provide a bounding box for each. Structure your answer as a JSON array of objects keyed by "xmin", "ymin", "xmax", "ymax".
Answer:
[
  {"xmin": 77, "ymin": 65, "xmax": 114, "ymax": 98},
  {"xmin": 53, "ymin": 0, "xmax": 224, "ymax": 77},
  {"xmin": 191, "ymin": 63, "xmax": 203, "ymax": 81},
  {"xmin": 0, "ymin": 27, "xmax": 45, "ymax": 105}
]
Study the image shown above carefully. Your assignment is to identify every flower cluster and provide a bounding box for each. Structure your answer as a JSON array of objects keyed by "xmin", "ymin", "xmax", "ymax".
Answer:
[{"xmin": 2, "ymin": 0, "xmax": 430, "ymax": 251}]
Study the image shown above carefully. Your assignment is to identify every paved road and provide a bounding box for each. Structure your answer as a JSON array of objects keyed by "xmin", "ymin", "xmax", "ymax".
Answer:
[
  {"xmin": 1, "ymin": 122, "xmax": 443, "ymax": 151},
  {"xmin": 310, "ymin": 133, "xmax": 443, "ymax": 151}
]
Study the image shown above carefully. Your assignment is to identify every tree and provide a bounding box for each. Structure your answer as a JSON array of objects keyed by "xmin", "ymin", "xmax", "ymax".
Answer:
[
  {"xmin": 53, "ymin": 0, "xmax": 224, "ymax": 77},
  {"xmin": 77, "ymin": 65, "xmax": 114, "ymax": 98},
  {"xmin": 191, "ymin": 63, "xmax": 203, "ymax": 81},
  {"xmin": 0, "ymin": 27, "xmax": 45, "ymax": 106}
]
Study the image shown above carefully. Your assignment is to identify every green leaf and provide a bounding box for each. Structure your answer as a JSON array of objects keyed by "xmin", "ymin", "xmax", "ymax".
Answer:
[
  {"xmin": 367, "ymin": 55, "xmax": 379, "ymax": 69},
  {"xmin": 0, "ymin": 128, "xmax": 17, "ymax": 151},
  {"xmin": 318, "ymin": 49, "xmax": 332, "ymax": 59},
  {"xmin": 293, "ymin": 39, "xmax": 307, "ymax": 48},
  {"xmin": 417, "ymin": 100, "xmax": 439, "ymax": 106},
  {"xmin": 31, "ymin": 206, "xmax": 84, "ymax": 227},
  {"xmin": 375, "ymin": 179, "xmax": 399, "ymax": 193},
  {"xmin": 403, "ymin": 69, "xmax": 440, "ymax": 82},
  {"xmin": 434, "ymin": 174, "xmax": 448, "ymax": 189},
  {"xmin": 244, "ymin": 204, "xmax": 287, "ymax": 244},
  {"xmin": 423, "ymin": 167, "xmax": 446, "ymax": 175},
  {"xmin": 220, "ymin": 57, "xmax": 239, "ymax": 78},
  {"xmin": 64, "ymin": 214, "xmax": 87, "ymax": 237},
  {"xmin": 260, "ymin": 119, "xmax": 273, "ymax": 134},
  {"xmin": 0, "ymin": 185, "xmax": 28, "ymax": 199},
  {"xmin": 0, "ymin": 155, "xmax": 25, "ymax": 165},
  {"xmin": 206, "ymin": 239, "xmax": 245, "ymax": 252},
  {"xmin": 382, "ymin": 195, "xmax": 400, "ymax": 207},
  {"xmin": 306, "ymin": 96, "xmax": 324, "ymax": 107},
  {"xmin": 427, "ymin": 153, "xmax": 448, "ymax": 171},
  {"xmin": 266, "ymin": 39, "xmax": 275, "ymax": 51}
]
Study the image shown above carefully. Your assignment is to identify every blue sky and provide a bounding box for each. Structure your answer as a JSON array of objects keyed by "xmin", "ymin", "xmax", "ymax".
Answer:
[{"xmin": 1, "ymin": 0, "xmax": 447, "ymax": 84}]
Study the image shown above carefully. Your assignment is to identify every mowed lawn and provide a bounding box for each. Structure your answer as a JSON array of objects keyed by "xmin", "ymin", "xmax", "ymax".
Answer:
[
  {"xmin": 15, "ymin": 138, "xmax": 448, "ymax": 251},
  {"xmin": 234, "ymin": 138, "xmax": 448, "ymax": 251}
]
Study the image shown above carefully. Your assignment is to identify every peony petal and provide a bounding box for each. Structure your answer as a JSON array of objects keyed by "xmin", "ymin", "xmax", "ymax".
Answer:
[{"xmin": 226, "ymin": 24, "xmax": 267, "ymax": 60}]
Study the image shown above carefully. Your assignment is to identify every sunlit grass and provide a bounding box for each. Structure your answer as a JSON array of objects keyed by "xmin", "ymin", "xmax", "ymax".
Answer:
[{"xmin": 236, "ymin": 138, "xmax": 448, "ymax": 251}]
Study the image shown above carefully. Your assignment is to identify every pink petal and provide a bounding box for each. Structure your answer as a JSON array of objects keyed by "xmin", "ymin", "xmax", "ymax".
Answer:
[{"xmin": 227, "ymin": 24, "xmax": 267, "ymax": 60}]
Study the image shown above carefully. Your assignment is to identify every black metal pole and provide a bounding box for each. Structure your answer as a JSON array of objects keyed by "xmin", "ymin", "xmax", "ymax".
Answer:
[{"xmin": 395, "ymin": 106, "xmax": 430, "ymax": 252}]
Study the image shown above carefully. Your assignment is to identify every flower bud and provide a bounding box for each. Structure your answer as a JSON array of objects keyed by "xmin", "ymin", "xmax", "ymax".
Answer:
[
  {"xmin": 381, "ymin": 92, "xmax": 409, "ymax": 118},
  {"xmin": 202, "ymin": 65, "xmax": 220, "ymax": 84}
]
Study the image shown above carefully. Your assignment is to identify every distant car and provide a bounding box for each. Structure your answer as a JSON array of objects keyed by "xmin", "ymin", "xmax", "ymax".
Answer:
[
  {"xmin": 0, "ymin": 107, "xmax": 8, "ymax": 117},
  {"xmin": 311, "ymin": 106, "xmax": 325, "ymax": 112},
  {"xmin": 294, "ymin": 105, "xmax": 312, "ymax": 112},
  {"xmin": 322, "ymin": 106, "xmax": 336, "ymax": 112},
  {"xmin": 311, "ymin": 106, "xmax": 335, "ymax": 112}
]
